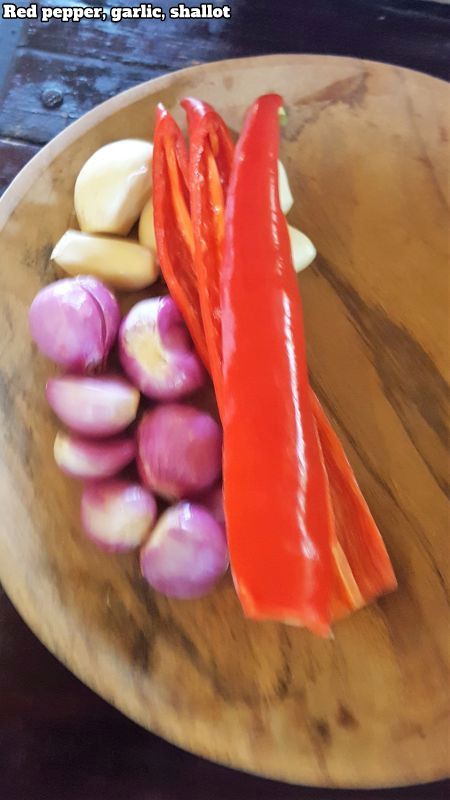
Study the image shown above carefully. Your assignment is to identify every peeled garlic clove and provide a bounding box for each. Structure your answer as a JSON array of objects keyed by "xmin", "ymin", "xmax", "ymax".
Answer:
[
  {"xmin": 138, "ymin": 198, "xmax": 156, "ymax": 252},
  {"xmin": 278, "ymin": 160, "xmax": 294, "ymax": 215},
  {"xmin": 74, "ymin": 139, "xmax": 153, "ymax": 236},
  {"xmin": 51, "ymin": 230, "xmax": 159, "ymax": 291},
  {"xmin": 288, "ymin": 225, "xmax": 317, "ymax": 273}
]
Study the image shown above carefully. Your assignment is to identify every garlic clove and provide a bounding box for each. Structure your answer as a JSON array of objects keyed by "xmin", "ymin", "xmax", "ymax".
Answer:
[
  {"xmin": 288, "ymin": 225, "xmax": 317, "ymax": 273},
  {"xmin": 51, "ymin": 229, "xmax": 159, "ymax": 291},
  {"xmin": 278, "ymin": 159, "xmax": 294, "ymax": 215},
  {"xmin": 74, "ymin": 139, "xmax": 153, "ymax": 236},
  {"xmin": 138, "ymin": 197, "xmax": 157, "ymax": 252}
]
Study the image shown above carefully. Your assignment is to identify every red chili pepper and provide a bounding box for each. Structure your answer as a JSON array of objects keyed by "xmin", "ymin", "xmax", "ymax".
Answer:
[
  {"xmin": 311, "ymin": 391, "xmax": 397, "ymax": 611},
  {"xmin": 182, "ymin": 97, "xmax": 396, "ymax": 621},
  {"xmin": 182, "ymin": 98, "xmax": 234, "ymax": 406},
  {"xmin": 154, "ymin": 96, "xmax": 396, "ymax": 628},
  {"xmin": 182, "ymin": 98, "xmax": 233, "ymax": 191},
  {"xmin": 220, "ymin": 94, "xmax": 334, "ymax": 635},
  {"xmin": 152, "ymin": 104, "xmax": 210, "ymax": 367}
]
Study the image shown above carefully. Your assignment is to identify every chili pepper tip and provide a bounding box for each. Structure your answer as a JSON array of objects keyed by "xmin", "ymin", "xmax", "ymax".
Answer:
[{"xmin": 278, "ymin": 106, "xmax": 288, "ymax": 126}]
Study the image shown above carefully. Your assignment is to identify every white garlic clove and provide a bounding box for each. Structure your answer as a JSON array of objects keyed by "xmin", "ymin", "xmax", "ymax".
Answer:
[
  {"xmin": 51, "ymin": 229, "xmax": 159, "ymax": 291},
  {"xmin": 138, "ymin": 197, "xmax": 157, "ymax": 252},
  {"xmin": 278, "ymin": 159, "xmax": 294, "ymax": 215},
  {"xmin": 288, "ymin": 225, "xmax": 317, "ymax": 273},
  {"xmin": 74, "ymin": 139, "xmax": 153, "ymax": 236}
]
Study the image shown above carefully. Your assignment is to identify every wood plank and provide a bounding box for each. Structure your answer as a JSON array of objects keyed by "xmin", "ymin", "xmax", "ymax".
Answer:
[
  {"xmin": 1, "ymin": 0, "xmax": 449, "ymax": 146},
  {"xmin": 24, "ymin": 1, "xmax": 233, "ymax": 69},
  {"xmin": 0, "ymin": 139, "xmax": 39, "ymax": 196},
  {"xmin": 0, "ymin": 49, "xmax": 161, "ymax": 143}
]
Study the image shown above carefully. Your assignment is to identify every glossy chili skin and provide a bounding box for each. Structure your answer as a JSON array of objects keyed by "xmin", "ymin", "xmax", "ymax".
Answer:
[
  {"xmin": 182, "ymin": 98, "xmax": 234, "ymax": 409},
  {"xmin": 220, "ymin": 94, "xmax": 334, "ymax": 635},
  {"xmin": 152, "ymin": 104, "xmax": 210, "ymax": 367}
]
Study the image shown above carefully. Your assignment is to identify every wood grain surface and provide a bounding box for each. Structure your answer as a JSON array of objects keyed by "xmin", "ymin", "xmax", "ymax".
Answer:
[
  {"xmin": 1, "ymin": 0, "xmax": 449, "ymax": 150},
  {"xmin": 0, "ymin": 54, "xmax": 448, "ymax": 789}
]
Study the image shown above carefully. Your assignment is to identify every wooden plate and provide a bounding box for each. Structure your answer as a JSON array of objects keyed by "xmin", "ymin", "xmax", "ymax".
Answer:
[{"xmin": 0, "ymin": 55, "xmax": 448, "ymax": 789}]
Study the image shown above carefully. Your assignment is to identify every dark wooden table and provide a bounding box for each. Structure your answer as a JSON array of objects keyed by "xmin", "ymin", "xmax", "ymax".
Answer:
[{"xmin": 0, "ymin": 2, "xmax": 449, "ymax": 798}]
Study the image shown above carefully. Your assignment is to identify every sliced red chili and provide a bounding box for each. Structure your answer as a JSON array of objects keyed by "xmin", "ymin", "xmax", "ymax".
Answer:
[
  {"xmin": 182, "ymin": 98, "xmax": 234, "ymax": 406},
  {"xmin": 153, "ymin": 96, "xmax": 396, "ymax": 629},
  {"xmin": 311, "ymin": 391, "xmax": 397, "ymax": 608},
  {"xmin": 184, "ymin": 97, "xmax": 397, "ymax": 621},
  {"xmin": 152, "ymin": 103, "xmax": 210, "ymax": 367}
]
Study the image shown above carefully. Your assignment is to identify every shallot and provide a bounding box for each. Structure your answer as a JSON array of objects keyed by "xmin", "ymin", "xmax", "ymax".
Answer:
[
  {"xmin": 140, "ymin": 502, "xmax": 229, "ymax": 598},
  {"xmin": 29, "ymin": 277, "xmax": 119, "ymax": 372},
  {"xmin": 81, "ymin": 479, "xmax": 157, "ymax": 551},
  {"xmin": 54, "ymin": 431, "xmax": 135, "ymax": 480},
  {"xmin": 137, "ymin": 404, "xmax": 222, "ymax": 500},
  {"xmin": 46, "ymin": 375, "xmax": 139, "ymax": 437},
  {"xmin": 119, "ymin": 296, "xmax": 205, "ymax": 400},
  {"xmin": 75, "ymin": 276, "xmax": 121, "ymax": 352},
  {"xmin": 199, "ymin": 484, "xmax": 225, "ymax": 527}
]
